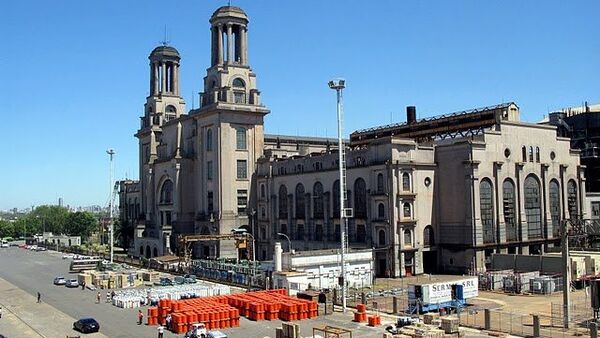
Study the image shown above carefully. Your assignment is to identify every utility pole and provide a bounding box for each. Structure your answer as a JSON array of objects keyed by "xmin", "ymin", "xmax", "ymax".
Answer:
[
  {"xmin": 561, "ymin": 219, "xmax": 571, "ymax": 328},
  {"xmin": 107, "ymin": 148, "xmax": 116, "ymax": 263},
  {"xmin": 329, "ymin": 78, "xmax": 348, "ymax": 313}
]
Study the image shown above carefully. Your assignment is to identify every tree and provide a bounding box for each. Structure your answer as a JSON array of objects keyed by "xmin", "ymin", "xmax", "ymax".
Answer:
[
  {"xmin": 0, "ymin": 220, "xmax": 17, "ymax": 239},
  {"xmin": 64, "ymin": 211, "xmax": 98, "ymax": 241},
  {"xmin": 27, "ymin": 205, "xmax": 69, "ymax": 234},
  {"xmin": 114, "ymin": 219, "xmax": 135, "ymax": 250}
]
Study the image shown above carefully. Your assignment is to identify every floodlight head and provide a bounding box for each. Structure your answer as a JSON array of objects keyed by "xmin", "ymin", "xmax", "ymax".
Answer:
[
  {"xmin": 328, "ymin": 78, "xmax": 346, "ymax": 90},
  {"xmin": 106, "ymin": 148, "xmax": 115, "ymax": 155}
]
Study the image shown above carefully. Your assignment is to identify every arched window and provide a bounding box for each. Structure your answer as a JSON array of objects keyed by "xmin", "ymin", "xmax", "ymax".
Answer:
[
  {"xmin": 404, "ymin": 229, "xmax": 412, "ymax": 247},
  {"xmin": 153, "ymin": 247, "xmax": 158, "ymax": 257},
  {"xmin": 206, "ymin": 129, "xmax": 213, "ymax": 151},
  {"xmin": 356, "ymin": 224, "xmax": 366, "ymax": 243},
  {"xmin": 378, "ymin": 203, "xmax": 385, "ymax": 219},
  {"xmin": 260, "ymin": 184, "xmax": 266, "ymax": 199},
  {"xmin": 236, "ymin": 127, "xmax": 247, "ymax": 150},
  {"xmin": 522, "ymin": 146, "xmax": 527, "ymax": 162},
  {"xmin": 159, "ymin": 179, "xmax": 173, "ymax": 204},
  {"xmin": 535, "ymin": 146, "xmax": 540, "ymax": 163},
  {"xmin": 354, "ymin": 178, "xmax": 367, "ymax": 218},
  {"xmin": 403, "ymin": 202, "xmax": 411, "ymax": 218},
  {"xmin": 332, "ymin": 180, "xmax": 340, "ymax": 218},
  {"xmin": 378, "ymin": 229, "xmax": 386, "ymax": 246},
  {"xmin": 166, "ymin": 105, "xmax": 176, "ymax": 113},
  {"xmin": 524, "ymin": 175, "xmax": 542, "ymax": 239},
  {"xmin": 232, "ymin": 78, "xmax": 245, "ymax": 88},
  {"xmin": 568, "ymin": 180, "xmax": 578, "ymax": 219},
  {"xmin": 480, "ymin": 179, "xmax": 494, "ymax": 244},
  {"xmin": 549, "ymin": 180, "xmax": 561, "ymax": 236},
  {"xmin": 424, "ymin": 225, "xmax": 434, "ymax": 246},
  {"xmin": 278, "ymin": 185, "xmax": 288, "ymax": 219},
  {"xmin": 529, "ymin": 146, "xmax": 534, "ymax": 162},
  {"xmin": 295, "ymin": 183, "xmax": 305, "ymax": 219},
  {"xmin": 402, "ymin": 172, "xmax": 411, "ymax": 191},
  {"xmin": 377, "ymin": 173, "xmax": 384, "ymax": 193},
  {"xmin": 313, "ymin": 182, "xmax": 324, "ymax": 218},
  {"xmin": 503, "ymin": 179, "xmax": 517, "ymax": 241}
]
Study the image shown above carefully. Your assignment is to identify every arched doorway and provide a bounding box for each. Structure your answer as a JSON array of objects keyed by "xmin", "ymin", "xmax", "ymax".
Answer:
[{"xmin": 145, "ymin": 245, "xmax": 151, "ymax": 259}]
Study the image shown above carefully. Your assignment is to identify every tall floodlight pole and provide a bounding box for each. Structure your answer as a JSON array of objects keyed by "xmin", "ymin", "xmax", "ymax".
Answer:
[
  {"xmin": 106, "ymin": 148, "xmax": 115, "ymax": 263},
  {"xmin": 329, "ymin": 78, "xmax": 348, "ymax": 313},
  {"xmin": 561, "ymin": 219, "xmax": 571, "ymax": 328}
]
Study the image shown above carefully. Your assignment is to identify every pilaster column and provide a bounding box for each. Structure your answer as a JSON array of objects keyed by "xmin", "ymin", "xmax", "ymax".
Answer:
[
  {"xmin": 226, "ymin": 24, "xmax": 233, "ymax": 64},
  {"xmin": 241, "ymin": 26, "xmax": 248, "ymax": 65},
  {"xmin": 174, "ymin": 162, "xmax": 181, "ymax": 220},
  {"xmin": 173, "ymin": 64, "xmax": 178, "ymax": 95},
  {"xmin": 516, "ymin": 163, "xmax": 528, "ymax": 243},
  {"xmin": 217, "ymin": 25, "xmax": 224, "ymax": 64},
  {"xmin": 161, "ymin": 62, "xmax": 167, "ymax": 93},
  {"xmin": 152, "ymin": 63, "xmax": 159, "ymax": 95},
  {"xmin": 541, "ymin": 164, "xmax": 552, "ymax": 239}
]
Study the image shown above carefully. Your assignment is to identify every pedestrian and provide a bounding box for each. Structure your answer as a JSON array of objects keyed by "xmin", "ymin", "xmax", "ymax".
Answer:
[
  {"xmin": 111, "ymin": 290, "xmax": 115, "ymax": 300},
  {"xmin": 81, "ymin": 281, "xmax": 85, "ymax": 290},
  {"xmin": 96, "ymin": 291, "xmax": 101, "ymax": 304},
  {"xmin": 106, "ymin": 292, "xmax": 111, "ymax": 303},
  {"xmin": 37, "ymin": 292, "xmax": 41, "ymax": 303},
  {"xmin": 157, "ymin": 324, "xmax": 164, "ymax": 338},
  {"xmin": 137, "ymin": 309, "xmax": 143, "ymax": 325},
  {"xmin": 165, "ymin": 314, "xmax": 172, "ymax": 330},
  {"xmin": 0, "ymin": 306, "xmax": 3, "ymax": 319}
]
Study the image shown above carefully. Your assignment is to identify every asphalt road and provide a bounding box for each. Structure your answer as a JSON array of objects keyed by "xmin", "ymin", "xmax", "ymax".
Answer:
[{"xmin": 0, "ymin": 247, "xmax": 387, "ymax": 338}]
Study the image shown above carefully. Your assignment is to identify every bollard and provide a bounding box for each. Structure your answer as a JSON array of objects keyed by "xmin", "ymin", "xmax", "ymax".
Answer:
[
  {"xmin": 532, "ymin": 314, "xmax": 540, "ymax": 337},
  {"xmin": 484, "ymin": 309, "xmax": 491, "ymax": 330},
  {"xmin": 393, "ymin": 296, "xmax": 398, "ymax": 314},
  {"xmin": 361, "ymin": 292, "xmax": 366, "ymax": 306},
  {"xmin": 591, "ymin": 322, "xmax": 598, "ymax": 338}
]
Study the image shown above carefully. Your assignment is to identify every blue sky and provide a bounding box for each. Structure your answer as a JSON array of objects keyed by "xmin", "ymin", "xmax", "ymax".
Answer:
[{"xmin": 1, "ymin": 0, "xmax": 598, "ymax": 210}]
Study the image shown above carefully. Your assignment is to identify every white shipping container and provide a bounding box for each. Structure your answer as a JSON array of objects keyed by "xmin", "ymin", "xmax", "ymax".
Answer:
[{"xmin": 410, "ymin": 277, "xmax": 478, "ymax": 304}]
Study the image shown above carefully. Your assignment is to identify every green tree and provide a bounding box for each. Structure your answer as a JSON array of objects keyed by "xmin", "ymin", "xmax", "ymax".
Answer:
[
  {"xmin": 27, "ymin": 205, "xmax": 69, "ymax": 234},
  {"xmin": 64, "ymin": 211, "xmax": 98, "ymax": 240},
  {"xmin": 0, "ymin": 220, "xmax": 17, "ymax": 239},
  {"xmin": 114, "ymin": 219, "xmax": 135, "ymax": 249}
]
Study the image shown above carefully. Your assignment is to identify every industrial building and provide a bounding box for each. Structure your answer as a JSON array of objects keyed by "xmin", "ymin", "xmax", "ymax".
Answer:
[{"xmin": 121, "ymin": 5, "xmax": 586, "ymax": 277}]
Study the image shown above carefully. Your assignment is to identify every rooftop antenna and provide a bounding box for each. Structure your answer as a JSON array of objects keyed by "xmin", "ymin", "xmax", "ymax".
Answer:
[
  {"xmin": 161, "ymin": 25, "xmax": 170, "ymax": 46},
  {"xmin": 191, "ymin": 90, "xmax": 195, "ymax": 109}
]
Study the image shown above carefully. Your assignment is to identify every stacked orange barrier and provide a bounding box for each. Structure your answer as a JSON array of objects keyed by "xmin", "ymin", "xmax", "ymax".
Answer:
[
  {"xmin": 367, "ymin": 314, "xmax": 381, "ymax": 326},
  {"xmin": 353, "ymin": 303, "xmax": 367, "ymax": 322},
  {"xmin": 146, "ymin": 289, "xmax": 318, "ymax": 332}
]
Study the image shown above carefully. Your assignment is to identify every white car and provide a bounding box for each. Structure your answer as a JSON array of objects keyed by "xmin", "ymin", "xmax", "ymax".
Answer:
[
  {"xmin": 0, "ymin": 243, "xmax": 9, "ymax": 248},
  {"xmin": 54, "ymin": 276, "xmax": 67, "ymax": 285},
  {"xmin": 62, "ymin": 254, "xmax": 74, "ymax": 259},
  {"xmin": 65, "ymin": 279, "xmax": 79, "ymax": 288}
]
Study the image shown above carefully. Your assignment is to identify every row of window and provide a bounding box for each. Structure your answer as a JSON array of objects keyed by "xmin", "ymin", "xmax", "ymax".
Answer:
[
  {"xmin": 204, "ymin": 127, "xmax": 248, "ymax": 152},
  {"xmin": 479, "ymin": 176, "xmax": 578, "ymax": 243}
]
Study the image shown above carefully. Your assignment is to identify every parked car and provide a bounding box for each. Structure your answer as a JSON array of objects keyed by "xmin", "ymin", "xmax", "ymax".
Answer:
[
  {"xmin": 184, "ymin": 274, "xmax": 197, "ymax": 284},
  {"xmin": 53, "ymin": 276, "xmax": 67, "ymax": 285},
  {"xmin": 174, "ymin": 276, "xmax": 186, "ymax": 285},
  {"xmin": 62, "ymin": 254, "xmax": 74, "ymax": 259},
  {"xmin": 35, "ymin": 246, "xmax": 47, "ymax": 251},
  {"xmin": 185, "ymin": 323, "xmax": 207, "ymax": 338},
  {"xmin": 65, "ymin": 279, "xmax": 79, "ymax": 288},
  {"xmin": 73, "ymin": 318, "xmax": 100, "ymax": 333},
  {"xmin": 208, "ymin": 331, "xmax": 228, "ymax": 338},
  {"xmin": 0, "ymin": 243, "xmax": 9, "ymax": 248}
]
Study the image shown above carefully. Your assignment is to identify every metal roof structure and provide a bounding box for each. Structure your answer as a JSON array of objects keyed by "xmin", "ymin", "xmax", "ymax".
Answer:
[{"xmin": 350, "ymin": 102, "xmax": 517, "ymax": 146}]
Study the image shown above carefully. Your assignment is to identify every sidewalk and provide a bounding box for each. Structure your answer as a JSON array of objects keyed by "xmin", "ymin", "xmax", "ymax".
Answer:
[{"xmin": 0, "ymin": 277, "xmax": 107, "ymax": 338}]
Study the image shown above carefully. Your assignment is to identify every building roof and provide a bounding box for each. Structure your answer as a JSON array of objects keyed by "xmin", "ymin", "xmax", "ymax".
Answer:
[
  {"xmin": 150, "ymin": 45, "xmax": 180, "ymax": 59},
  {"xmin": 212, "ymin": 6, "xmax": 247, "ymax": 16}
]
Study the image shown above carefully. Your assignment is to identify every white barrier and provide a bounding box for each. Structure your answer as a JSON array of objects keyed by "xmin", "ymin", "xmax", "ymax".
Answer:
[{"xmin": 112, "ymin": 282, "xmax": 230, "ymax": 308}]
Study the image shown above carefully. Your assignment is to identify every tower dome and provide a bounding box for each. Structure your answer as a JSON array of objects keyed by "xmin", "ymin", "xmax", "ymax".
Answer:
[
  {"xmin": 150, "ymin": 45, "xmax": 180, "ymax": 61},
  {"xmin": 210, "ymin": 6, "xmax": 248, "ymax": 23}
]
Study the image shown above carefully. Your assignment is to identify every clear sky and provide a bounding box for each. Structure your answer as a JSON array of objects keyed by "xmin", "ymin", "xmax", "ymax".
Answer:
[{"xmin": 1, "ymin": 0, "xmax": 598, "ymax": 210}]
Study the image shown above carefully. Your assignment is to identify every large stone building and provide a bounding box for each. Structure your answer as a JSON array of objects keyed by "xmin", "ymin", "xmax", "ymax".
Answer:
[{"xmin": 125, "ymin": 5, "xmax": 586, "ymax": 276}]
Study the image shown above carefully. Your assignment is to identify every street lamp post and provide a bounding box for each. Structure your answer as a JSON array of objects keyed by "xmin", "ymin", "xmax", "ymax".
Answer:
[
  {"xmin": 246, "ymin": 233, "xmax": 256, "ymax": 283},
  {"xmin": 329, "ymin": 78, "xmax": 348, "ymax": 313},
  {"xmin": 106, "ymin": 148, "xmax": 116, "ymax": 263},
  {"xmin": 277, "ymin": 232, "xmax": 292, "ymax": 253}
]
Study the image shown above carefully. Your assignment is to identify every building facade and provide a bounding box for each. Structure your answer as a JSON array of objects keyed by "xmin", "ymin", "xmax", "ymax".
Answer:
[{"xmin": 125, "ymin": 5, "xmax": 586, "ymax": 276}]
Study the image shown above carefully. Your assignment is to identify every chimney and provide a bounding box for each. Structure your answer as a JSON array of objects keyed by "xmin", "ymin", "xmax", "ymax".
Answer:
[
  {"xmin": 406, "ymin": 106, "xmax": 417, "ymax": 125},
  {"xmin": 274, "ymin": 242, "xmax": 283, "ymax": 272}
]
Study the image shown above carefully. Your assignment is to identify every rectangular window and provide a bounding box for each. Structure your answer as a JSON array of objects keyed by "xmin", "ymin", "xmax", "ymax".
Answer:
[
  {"xmin": 297, "ymin": 224, "xmax": 304, "ymax": 241},
  {"xmin": 592, "ymin": 202, "xmax": 600, "ymax": 219},
  {"xmin": 237, "ymin": 189, "xmax": 248, "ymax": 214},
  {"xmin": 165, "ymin": 211, "xmax": 172, "ymax": 226},
  {"xmin": 207, "ymin": 191, "xmax": 214, "ymax": 213},
  {"xmin": 236, "ymin": 128, "xmax": 247, "ymax": 150},
  {"xmin": 207, "ymin": 161, "xmax": 213, "ymax": 180},
  {"xmin": 234, "ymin": 91, "xmax": 246, "ymax": 104},
  {"xmin": 237, "ymin": 160, "xmax": 247, "ymax": 179}
]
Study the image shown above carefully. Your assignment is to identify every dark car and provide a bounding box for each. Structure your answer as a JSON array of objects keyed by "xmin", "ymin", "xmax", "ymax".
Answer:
[{"xmin": 73, "ymin": 318, "xmax": 100, "ymax": 333}]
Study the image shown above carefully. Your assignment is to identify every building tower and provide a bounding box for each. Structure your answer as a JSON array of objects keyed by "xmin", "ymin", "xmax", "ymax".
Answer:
[
  {"xmin": 194, "ymin": 6, "xmax": 269, "ymax": 259},
  {"xmin": 136, "ymin": 45, "xmax": 186, "ymax": 253}
]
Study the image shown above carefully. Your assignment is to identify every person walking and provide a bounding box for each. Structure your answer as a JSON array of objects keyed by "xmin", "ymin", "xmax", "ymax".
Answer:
[
  {"xmin": 81, "ymin": 281, "xmax": 85, "ymax": 290},
  {"xmin": 96, "ymin": 291, "xmax": 101, "ymax": 304},
  {"xmin": 165, "ymin": 314, "xmax": 172, "ymax": 330},
  {"xmin": 157, "ymin": 324, "xmax": 164, "ymax": 338},
  {"xmin": 137, "ymin": 309, "xmax": 143, "ymax": 325},
  {"xmin": 37, "ymin": 292, "xmax": 41, "ymax": 303}
]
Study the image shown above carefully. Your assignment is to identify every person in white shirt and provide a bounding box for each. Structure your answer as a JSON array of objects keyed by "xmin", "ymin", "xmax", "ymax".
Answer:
[{"xmin": 157, "ymin": 325, "xmax": 164, "ymax": 338}]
